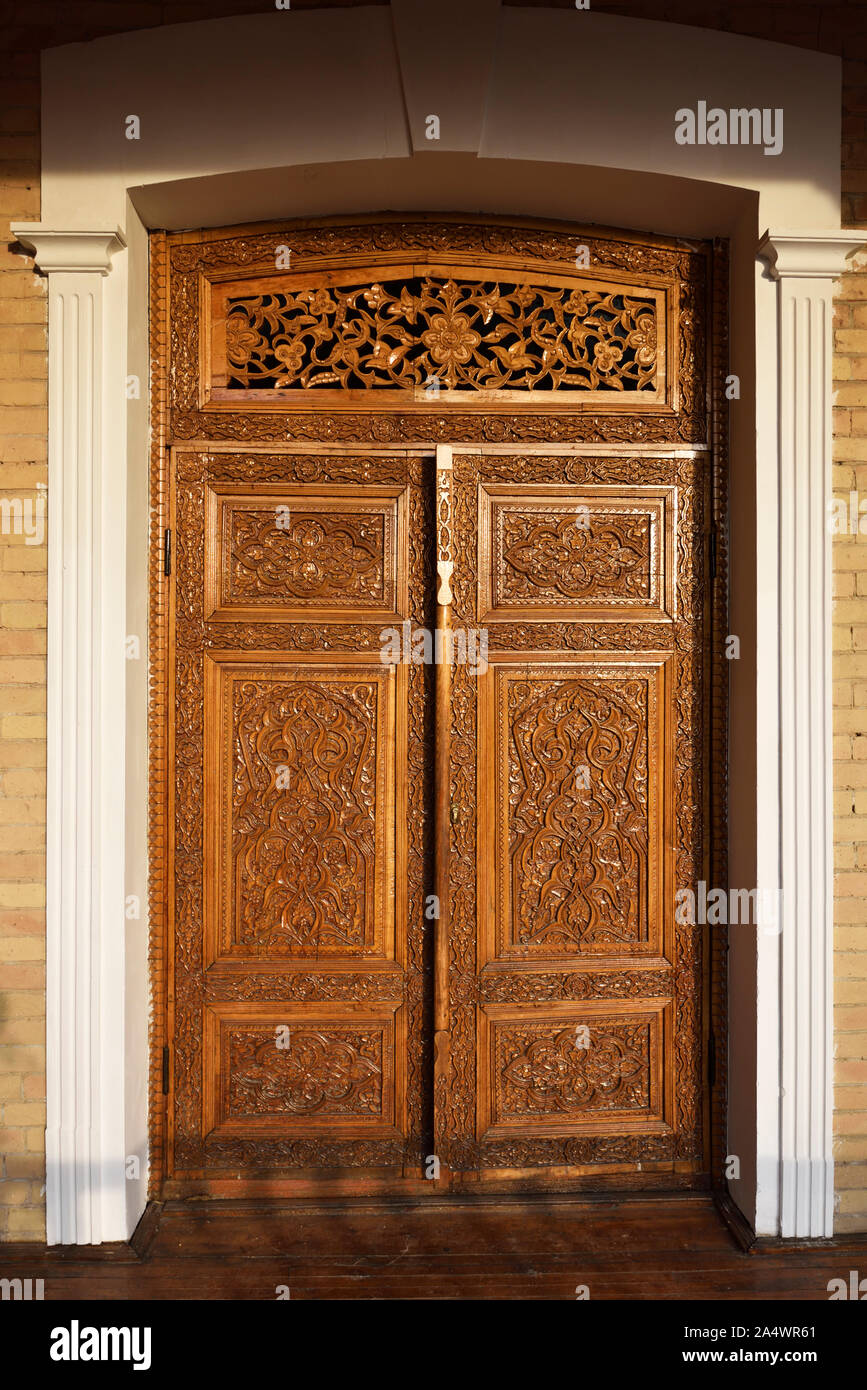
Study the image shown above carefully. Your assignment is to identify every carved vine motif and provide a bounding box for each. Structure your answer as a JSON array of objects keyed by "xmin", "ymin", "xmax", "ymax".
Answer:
[
  {"xmin": 203, "ymin": 1137, "xmax": 405, "ymax": 1170},
  {"xmin": 480, "ymin": 1134, "xmax": 677, "ymax": 1168},
  {"xmin": 226, "ymin": 1027, "xmax": 383, "ymax": 1117},
  {"xmin": 223, "ymin": 277, "xmax": 659, "ymax": 394},
  {"xmin": 168, "ymin": 220, "xmax": 710, "ymax": 444},
  {"xmin": 498, "ymin": 508, "xmax": 651, "ymax": 604},
  {"xmin": 496, "ymin": 1021, "xmax": 650, "ymax": 1117},
  {"xmin": 227, "ymin": 509, "xmax": 386, "ymax": 603},
  {"xmin": 479, "ymin": 969, "xmax": 672, "ymax": 1003},
  {"xmin": 506, "ymin": 677, "xmax": 648, "ymax": 952},
  {"xmin": 231, "ymin": 680, "xmax": 378, "ymax": 956},
  {"xmin": 438, "ymin": 454, "xmax": 479, "ymax": 1166},
  {"xmin": 206, "ymin": 972, "xmax": 405, "ymax": 1002}
]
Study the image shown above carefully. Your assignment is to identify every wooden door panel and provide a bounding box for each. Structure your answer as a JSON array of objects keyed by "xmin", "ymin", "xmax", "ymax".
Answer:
[
  {"xmin": 478, "ymin": 1000, "xmax": 672, "ymax": 1140},
  {"xmin": 167, "ymin": 448, "xmax": 433, "ymax": 1186},
  {"xmin": 478, "ymin": 485, "xmax": 677, "ymax": 623},
  {"xmin": 478, "ymin": 654, "xmax": 671, "ymax": 965},
  {"xmin": 202, "ymin": 1002, "xmax": 403, "ymax": 1140},
  {"xmin": 441, "ymin": 452, "xmax": 707, "ymax": 1180},
  {"xmin": 203, "ymin": 655, "xmax": 397, "ymax": 965},
  {"xmin": 204, "ymin": 484, "xmax": 408, "ymax": 624}
]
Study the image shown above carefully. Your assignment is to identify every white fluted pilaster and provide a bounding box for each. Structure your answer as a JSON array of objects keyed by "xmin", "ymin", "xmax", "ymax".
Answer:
[
  {"xmin": 11, "ymin": 225, "xmax": 127, "ymax": 1244},
  {"xmin": 758, "ymin": 230, "xmax": 867, "ymax": 1237}
]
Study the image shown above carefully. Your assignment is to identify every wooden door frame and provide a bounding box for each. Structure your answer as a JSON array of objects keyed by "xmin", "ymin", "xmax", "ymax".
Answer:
[{"xmin": 145, "ymin": 214, "xmax": 730, "ymax": 1201}]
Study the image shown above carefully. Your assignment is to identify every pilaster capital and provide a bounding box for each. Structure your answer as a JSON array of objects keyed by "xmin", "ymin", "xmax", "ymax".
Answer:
[
  {"xmin": 757, "ymin": 229, "xmax": 867, "ymax": 281},
  {"xmin": 10, "ymin": 224, "xmax": 126, "ymax": 276}
]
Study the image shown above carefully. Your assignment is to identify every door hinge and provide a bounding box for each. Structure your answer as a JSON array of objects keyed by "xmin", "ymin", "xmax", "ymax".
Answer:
[
  {"xmin": 708, "ymin": 1034, "xmax": 716, "ymax": 1089},
  {"xmin": 163, "ymin": 527, "xmax": 172, "ymax": 577},
  {"xmin": 162, "ymin": 1046, "xmax": 170, "ymax": 1095},
  {"xmin": 709, "ymin": 529, "xmax": 717, "ymax": 581}
]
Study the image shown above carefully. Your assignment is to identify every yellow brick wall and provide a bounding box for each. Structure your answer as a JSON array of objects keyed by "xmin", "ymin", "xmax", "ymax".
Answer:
[
  {"xmin": 0, "ymin": 107, "xmax": 47, "ymax": 1240},
  {"xmin": 832, "ymin": 248, "xmax": 867, "ymax": 1233}
]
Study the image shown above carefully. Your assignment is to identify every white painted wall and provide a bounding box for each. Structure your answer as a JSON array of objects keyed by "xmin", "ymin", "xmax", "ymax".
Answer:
[{"xmin": 40, "ymin": 7, "xmax": 839, "ymax": 231}]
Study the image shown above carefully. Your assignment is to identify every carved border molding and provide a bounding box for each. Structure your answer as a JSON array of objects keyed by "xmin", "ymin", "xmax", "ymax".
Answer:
[{"xmin": 166, "ymin": 216, "xmax": 709, "ymax": 446}]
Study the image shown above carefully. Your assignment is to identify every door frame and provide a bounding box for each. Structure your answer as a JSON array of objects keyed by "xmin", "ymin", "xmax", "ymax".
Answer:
[{"xmin": 145, "ymin": 217, "xmax": 730, "ymax": 1199}]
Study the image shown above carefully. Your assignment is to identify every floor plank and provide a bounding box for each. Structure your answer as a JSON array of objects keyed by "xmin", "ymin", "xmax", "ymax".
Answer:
[{"xmin": 2, "ymin": 1194, "xmax": 866, "ymax": 1299}]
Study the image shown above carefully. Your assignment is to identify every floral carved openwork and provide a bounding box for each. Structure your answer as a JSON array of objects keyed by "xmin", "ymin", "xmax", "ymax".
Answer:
[{"xmin": 217, "ymin": 275, "xmax": 662, "ymax": 399}]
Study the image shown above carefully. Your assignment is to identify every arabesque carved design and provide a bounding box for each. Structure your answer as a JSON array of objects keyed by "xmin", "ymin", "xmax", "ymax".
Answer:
[
  {"xmin": 230, "ymin": 679, "xmax": 378, "ymax": 955},
  {"xmin": 226, "ymin": 1027, "xmax": 383, "ymax": 1117},
  {"xmin": 227, "ymin": 508, "xmax": 385, "ymax": 603},
  {"xmin": 499, "ymin": 510, "xmax": 651, "ymax": 604},
  {"xmin": 222, "ymin": 276, "xmax": 659, "ymax": 394},
  {"xmin": 506, "ymin": 676, "xmax": 648, "ymax": 952},
  {"xmin": 496, "ymin": 1021, "xmax": 650, "ymax": 1118}
]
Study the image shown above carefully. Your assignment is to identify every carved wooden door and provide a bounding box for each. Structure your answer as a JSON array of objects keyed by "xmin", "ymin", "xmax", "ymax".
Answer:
[
  {"xmin": 151, "ymin": 217, "xmax": 725, "ymax": 1197},
  {"xmin": 435, "ymin": 452, "xmax": 711, "ymax": 1183},
  {"xmin": 164, "ymin": 449, "xmax": 435, "ymax": 1191}
]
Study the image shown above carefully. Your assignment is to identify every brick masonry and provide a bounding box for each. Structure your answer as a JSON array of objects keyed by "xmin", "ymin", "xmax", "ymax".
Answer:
[{"xmin": 0, "ymin": 0, "xmax": 865, "ymax": 1241}]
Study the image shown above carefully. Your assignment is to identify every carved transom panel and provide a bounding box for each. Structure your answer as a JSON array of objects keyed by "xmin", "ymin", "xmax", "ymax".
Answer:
[{"xmin": 213, "ymin": 272, "xmax": 663, "ymax": 401}]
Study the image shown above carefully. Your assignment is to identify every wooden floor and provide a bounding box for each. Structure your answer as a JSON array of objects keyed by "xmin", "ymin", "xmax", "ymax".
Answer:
[{"xmin": 3, "ymin": 1192, "xmax": 867, "ymax": 1299}]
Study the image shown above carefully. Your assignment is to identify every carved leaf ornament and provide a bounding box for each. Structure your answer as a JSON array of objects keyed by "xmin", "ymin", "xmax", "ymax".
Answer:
[{"xmin": 222, "ymin": 276, "xmax": 660, "ymax": 394}]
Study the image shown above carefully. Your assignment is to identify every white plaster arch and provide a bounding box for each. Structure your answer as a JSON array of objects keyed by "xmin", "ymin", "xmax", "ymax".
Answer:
[{"xmin": 12, "ymin": 0, "xmax": 865, "ymax": 1243}]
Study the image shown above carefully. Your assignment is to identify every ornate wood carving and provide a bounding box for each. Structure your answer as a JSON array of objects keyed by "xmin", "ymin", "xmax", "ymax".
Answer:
[
  {"xmin": 168, "ymin": 216, "xmax": 707, "ymax": 443},
  {"xmin": 229, "ymin": 510, "xmax": 384, "ymax": 601},
  {"xmin": 225, "ymin": 1027, "xmax": 385, "ymax": 1119},
  {"xmin": 216, "ymin": 273, "xmax": 662, "ymax": 398},
  {"xmin": 502, "ymin": 511, "xmax": 651, "ymax": 602},
  {"xmin": 496, "ymin": 1020, "xmax": 651, "ymax": 1117},
  {"xmin": 224, "ymin": 674, "xmax": 383, "ymax": 958},
  {"xmin": 149, "ymin": 215, "xmax": 725, "ymax": 1196},
  {"xmin": 501, "ymin": 668, "xmax": 656, "ymax": 955},
  {"xmin": 166, "ymin": 447, "xmax": 431, "ymax": 1177},
  {"xmin": 205, "ymin": 484, "xmax": 408, "ymax": 624}
]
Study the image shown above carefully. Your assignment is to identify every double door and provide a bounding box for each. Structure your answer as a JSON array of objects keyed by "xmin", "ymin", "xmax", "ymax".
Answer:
[{"xmin": 163, "ymin": 441, "xmax": 709, "ymax": 1193}]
